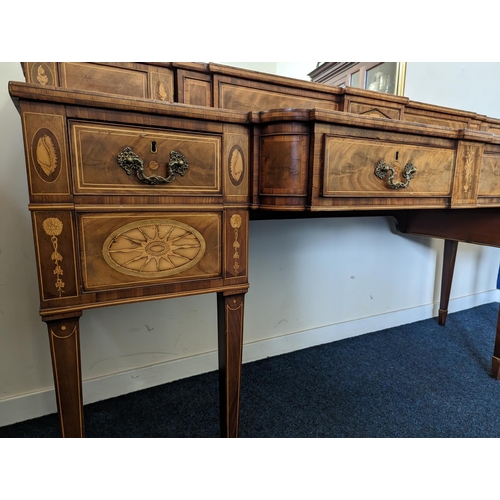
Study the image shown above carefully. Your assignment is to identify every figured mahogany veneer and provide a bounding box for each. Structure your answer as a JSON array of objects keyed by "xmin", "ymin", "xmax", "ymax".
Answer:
[
  {"xmin": 256, "ymin": 108, "xmax": 500, "ymax": 211},
  {"xmin": 23, "ymin": 62, "xmax": 175, "ymax": 102},
  {"xmin": 10, "ymin": 81, "xmax": 250, "ymax": 437},
  {"xmin": 22, "ymin": 62, "xmax": 500, "ymax": 136},
  {"xmin": 10, "ymin": 62, "xmax": 500, "ymax": 438},
  {"xmin": 71, "ymin": 123, "xmax": 221, "ymax": 194}
]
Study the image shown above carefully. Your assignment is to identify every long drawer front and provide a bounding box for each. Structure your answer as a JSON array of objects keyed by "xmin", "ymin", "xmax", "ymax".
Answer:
[
  {"xmin": 79, "ymin": 212, "xmax": 221, "ymax": 291},
  {"xmin": 71, "ymin": 122, "xmax": 221, "ymax": 194},
  {"xmin": 323, "ymin": 136, "xmax": 455, "ymax": 198},
  {"xmin": 313, "ymin": 124, "xmax": 461, "ymax": 209}
]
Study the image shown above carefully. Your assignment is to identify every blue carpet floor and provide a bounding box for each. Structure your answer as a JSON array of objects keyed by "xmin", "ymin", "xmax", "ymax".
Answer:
[{"xmin": 2, "ymin": 302, "xmax": 500, "ymax": 438}]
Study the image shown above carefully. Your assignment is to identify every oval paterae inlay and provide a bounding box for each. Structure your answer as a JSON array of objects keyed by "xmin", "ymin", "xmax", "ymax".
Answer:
[
  {"xmin": 228, "ymin": 145, "xmax": 244, "ymax": 186},
  {"xmin": 102, "ymin": 219, "xmax": 206, "ymax": 278}
]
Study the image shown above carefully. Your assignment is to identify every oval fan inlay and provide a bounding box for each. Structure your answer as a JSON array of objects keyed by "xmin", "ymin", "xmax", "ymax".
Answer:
[{"xmin": 103, "ymin": 219, "xmax": 206, "ymax": 278}]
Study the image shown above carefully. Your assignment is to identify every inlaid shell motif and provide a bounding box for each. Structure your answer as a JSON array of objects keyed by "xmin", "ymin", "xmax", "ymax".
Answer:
[{"xmin": 36, "ymin": 133, "xmax": 58, "ymax": 177}]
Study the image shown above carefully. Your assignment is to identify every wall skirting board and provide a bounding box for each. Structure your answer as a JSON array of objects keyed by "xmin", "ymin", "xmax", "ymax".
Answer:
[{"xmin": 1, "ymin": 290, "xmax": 499, "ymax": 428}]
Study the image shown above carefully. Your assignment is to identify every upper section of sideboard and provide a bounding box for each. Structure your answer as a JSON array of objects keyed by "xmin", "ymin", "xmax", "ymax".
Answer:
[
  {"xmin": 20, "ymin": 62, "xmax": 500, "ymax": 136},
  {"xmin": 12, "ymin": 65, "xmax": 500, "ymax": 215}
]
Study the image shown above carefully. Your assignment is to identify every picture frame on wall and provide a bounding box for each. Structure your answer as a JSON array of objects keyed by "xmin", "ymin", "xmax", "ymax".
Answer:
[{"xmin": 309, "ymin": 62, "xmax": 407, "ymax": 96}]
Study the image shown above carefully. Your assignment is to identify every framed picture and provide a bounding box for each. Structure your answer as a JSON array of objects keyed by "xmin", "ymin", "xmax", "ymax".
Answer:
[{"xmin": 309, "ymin": 62, "xmax": 407, "ymax": 96}]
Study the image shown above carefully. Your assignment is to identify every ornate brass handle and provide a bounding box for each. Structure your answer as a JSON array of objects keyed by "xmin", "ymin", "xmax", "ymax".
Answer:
[
  {"xmin": 374, "ymin": 160, "xmax": 417, "ymax": 190},
  {"xmin": 117, "ymin": 147, "xmax": 189, "ymax": 185}
]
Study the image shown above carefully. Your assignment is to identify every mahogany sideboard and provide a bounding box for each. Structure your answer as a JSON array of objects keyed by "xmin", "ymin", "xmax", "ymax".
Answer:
[{"xmin": 9, "ymin": 62, "xmax": 500, "ymax": 438}]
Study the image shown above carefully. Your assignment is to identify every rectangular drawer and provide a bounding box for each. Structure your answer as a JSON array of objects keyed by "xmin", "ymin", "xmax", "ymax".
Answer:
[
  {"xmin": 214, "ymin": 75, "xmax": 339, "ymax": 112},
  {"xmin": 60, "ymin": 63, "xmax": 149, "ymax": 98},
  {"xmin": 71, "ymin": 122, "xmax": 221, "ymax": 194},
  {"xmin": 478, "ymin": 148, "xmax": 500, "ymax": 197},
  {"xmin": 79, "ymin": 212, "xmax": 221, "ymax": 291},
  {"xmin": 323, "ymin": 135, "xmax": 455, "ymax": 198}
]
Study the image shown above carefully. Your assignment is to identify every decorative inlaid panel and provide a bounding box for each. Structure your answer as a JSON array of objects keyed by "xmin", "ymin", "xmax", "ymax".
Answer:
[
  {"xmin": 224, "ymin": 210, "xmax": 248, "ymax": 279},
  {"xmin": 33, "ymin": 211, "xmax": 79, "ymax": 301},
  {"xmin": 71, "ymin": 123, "xmax": 221, "ymax": 193},
  {"xmin": 348, "ymin": 102, "xmax": 402, "ymax": 120},
  {"xmin": 223, "ymin": 124, "xmax": 249, "ymax": 202},
  {"xmin": 217, "ymin": 80, "xmax": 339, "ymax": 112},
  {"xmin": 42, "ymin": 217, "xmax": 66, "ymax": 296},
  {"xmin": 103, "ymin": 219, "xmax": 206, "ymax": 278},
  {"xmin": 24, "ymin": 62, "xmax": 58, "ymax": 86},
  {"xmin": 228, "ymin": 145, "xmax": 244, "ymax": 186},
  {"xmin": 150, "ymin": 70, "xmax": 174, "ymax": 102},
  {"xmin": 22, "ymin": 110, "xmax": 71, "ymax": 198},
  {"xmin": 79, "ymin": 213, "xmax": 221, "ymax": 291},
  {"xmin": 60, "ymin": 63, "xmax": 148, "ymax": 98},
  {"xmin": 32, "ymin": 128, "xmax": 61, "ymax": 181},
  {"xmin": 478, "ymin": 152, "xmax": 500, "ymax": 196}
]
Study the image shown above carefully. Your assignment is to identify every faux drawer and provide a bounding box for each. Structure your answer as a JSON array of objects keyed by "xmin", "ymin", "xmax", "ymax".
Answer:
[
  {"xmin": 478, "ymin": 148, "xmax": 500, "ymax": 197},
  {"xmin": 71, "ymin": 122, "xmax": 221, "ymax": 194},
  {"xmin": 79, "ymin": 212, "xmax": 221, "ymax": 291},
  {"xmin": 323, "ymin": 135, "xmax": 455, "ymax": 197},
  {"xmin": 24, "ymin": 62, "xmax": 174, "ymax": 102}
]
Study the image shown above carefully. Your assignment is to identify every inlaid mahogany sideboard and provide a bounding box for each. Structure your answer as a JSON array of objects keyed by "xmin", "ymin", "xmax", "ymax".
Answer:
[{"xmin": 9, "ymin": 62, "xmax": 500, "ymax": 438}]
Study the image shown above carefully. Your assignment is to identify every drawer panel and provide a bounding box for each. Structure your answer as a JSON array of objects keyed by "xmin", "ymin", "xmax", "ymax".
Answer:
[
  {"xmin": 71, "ymin": 122, "xmax": 221, "ymax": 194},
  {"xmin": 79, "ymin": 213, "xmax": 221, "ymax": 291},
  {"xmin": 323, "ymin": 135, "xmax": 455, "ymax": 197},
  {"xmin": 60, "ymin": 63, "xmax": 149, "ymax": 98},
  {"xmin": 478, "ymin": 151, "xmax": 500, "ymax": 196},
  {"xmin": 215, "ymin": 76, "xmax": 339, "ymax": 112}
]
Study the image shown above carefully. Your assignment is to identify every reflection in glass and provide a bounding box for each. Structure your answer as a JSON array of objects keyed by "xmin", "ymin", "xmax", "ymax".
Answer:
[
  {"xmin": 365, "ymin": 62, "xmax": 397, "ymax": 94},
  {"xmin": 350, "ymin": 71, "xmax": 360, "ymax": 88}
]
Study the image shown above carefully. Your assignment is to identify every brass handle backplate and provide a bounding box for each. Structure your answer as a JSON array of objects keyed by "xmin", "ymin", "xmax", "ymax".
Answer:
[
  {"xmin": 374, "ymin": 160, "xmax": 417, "ymax": 190},
  {"xmin": 117, "ymin": 147, "xmax": 189, "ymax": 185}
]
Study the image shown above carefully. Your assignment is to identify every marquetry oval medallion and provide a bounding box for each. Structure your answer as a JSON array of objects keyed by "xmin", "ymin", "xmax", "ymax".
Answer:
[
  {"xmin": 31, "ymin": 128, "xmax": 61, "ymax": 182},
  {"xmin": 228, "ymin": 145, "xmax": 245, "ymax": 186},
  {"xmin": 102, "ymin": 219, "xmax": 206, "ymax": 278}
]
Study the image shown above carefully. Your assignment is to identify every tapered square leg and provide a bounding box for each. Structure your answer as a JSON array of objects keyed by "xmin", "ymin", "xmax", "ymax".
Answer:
[
  {"xmin": 492, "ymin": 305, "xmax": 500, "ymax": 380},
  {"xmin": 217, "ymin": 291, "xmax": 245, "ymax": 438},
  {"xmin": 438, "ymin": 239, "xmax": 458, "ymax": 326},
  {"xmin": 44, "ymin": 312, "xmax": 84, "ymax": 438}
]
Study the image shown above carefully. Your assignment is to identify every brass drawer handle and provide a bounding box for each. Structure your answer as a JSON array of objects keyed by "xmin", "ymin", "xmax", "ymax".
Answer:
[
  {"xmin": 374, "ymin": 160, "xmax": 417, "ymax": 190},
  {"xmin": 117, "ymin": 147, "xmax": 189, "ymax": 185}
]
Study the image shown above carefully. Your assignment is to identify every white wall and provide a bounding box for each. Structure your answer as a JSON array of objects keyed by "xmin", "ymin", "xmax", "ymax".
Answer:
[
  {"xmin": 405, "ymin": 63, "xmax": 500, "ymax": 117},
  {"xmin": 1, "ymin": 62, "xmax": 499, "ymax": 426}
]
